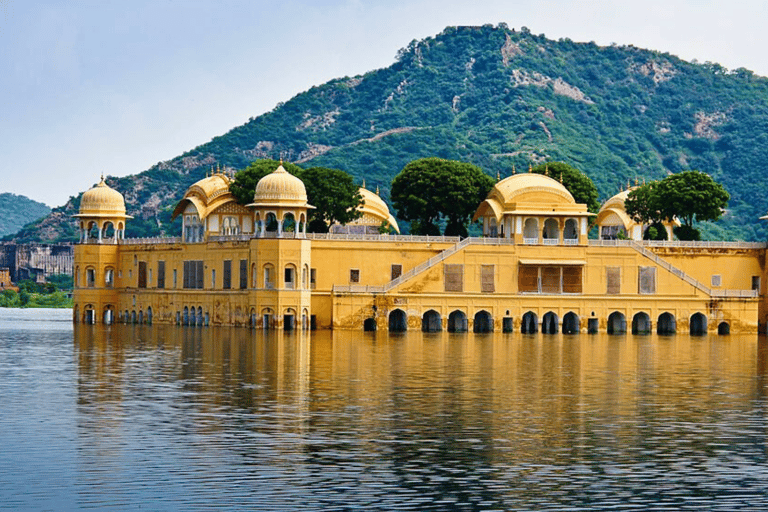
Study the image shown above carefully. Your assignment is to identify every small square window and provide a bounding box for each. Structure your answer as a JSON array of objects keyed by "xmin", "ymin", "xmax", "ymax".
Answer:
[{"xmin": 350, "ymin": 269, "xmax": 360, "ymax": 283}]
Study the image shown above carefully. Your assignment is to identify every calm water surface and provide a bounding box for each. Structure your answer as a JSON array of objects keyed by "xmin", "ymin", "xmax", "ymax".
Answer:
[{"xmin": 1, "ymin": 308, "xmax": 768, "ymax": 510}]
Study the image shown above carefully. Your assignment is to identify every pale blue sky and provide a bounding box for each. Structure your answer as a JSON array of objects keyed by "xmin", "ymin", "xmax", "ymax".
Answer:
[{"xmin": 2, "ymin": 0, "xmax": 767, "ymax": 206}]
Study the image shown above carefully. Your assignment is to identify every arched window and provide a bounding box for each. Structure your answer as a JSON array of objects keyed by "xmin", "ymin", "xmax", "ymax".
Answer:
[
  {"xmin": 104, "ymin": 267, "xmax": 114, "ymax": 288},
  {"xmin": 283, "ymin": 213, "xmax": 296, "ymax": 233},
  {"xmin": 563, "ymin": 218, "xmax": 578, "ymax": 244},
  {"xmin": 284, "ymin": 264, "xmax": 296, "ymax": 290},
  {"xmin": 543, "ymin": 218, "xmax": 559, "ymax": 244},
  {"xmin": 523, "ymin": 218, "xmax": 538, "ymax": 243},
  {"xmin": 265, "ymin": 213, "xmax": 278, "ymax": 233},
  {"xmin": 86, "ymin": 267, "xmax": 96, "ymax": 288},
  {"xmin": 263, "ymin": 264, "xmax": 275, "ymax": 289}
]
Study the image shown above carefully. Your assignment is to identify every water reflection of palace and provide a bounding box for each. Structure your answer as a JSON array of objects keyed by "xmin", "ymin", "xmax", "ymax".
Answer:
[
  {"xmin": 74, "ymin": 326, "xmax": 767, "ymax": 465},
  {"xmin": 74, "ymin": 165, "xmax": 766, "ymax": 334}
]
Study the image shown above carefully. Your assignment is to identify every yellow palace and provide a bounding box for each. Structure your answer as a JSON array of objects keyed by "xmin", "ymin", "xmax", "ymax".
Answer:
[{"xmin": 73, "ymin": 164, "xmax": 766, "ymax": 335}]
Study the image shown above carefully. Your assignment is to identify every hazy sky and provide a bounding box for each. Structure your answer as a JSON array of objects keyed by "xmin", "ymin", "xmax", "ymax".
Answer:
[{"xmin": 2, "ymin": 0, "xmax": 767, "ymax": 207}]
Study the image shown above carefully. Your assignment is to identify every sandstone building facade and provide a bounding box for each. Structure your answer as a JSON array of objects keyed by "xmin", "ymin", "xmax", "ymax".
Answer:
[{"xmin": 73, "ymin": 165, "xmax": 765, "ymax": 335}]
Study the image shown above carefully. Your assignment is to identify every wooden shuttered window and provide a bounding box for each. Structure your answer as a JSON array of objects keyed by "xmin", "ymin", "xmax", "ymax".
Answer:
[
  {"xmin": 391, "ymin": 264, "xmax": 402, "ymax": 280},
  {"xmin": 157, "ymin": 261, "xmax": 165, "ymax": 289},
  {"xmin": 606, "ymin": 267, "xmax": 620, "ymax": 295},
  {"xmin": 223, "ymin": 260, "xmax": 232, "ymax": 289},
  {"xmin": 562, "ymin": 266, "xmax": 582, "ymax": 294},
  {"xmin": 638, "ymin": 266, "xmax": 656, "ymax": 294},
  {"xmin": 137, "ymin": 261, "xmax": 147, "ymax": 288},
  {"xmin": 518, "ymin": 264, "xmax": 582, "ymax": 294},
  {"xmin": 239, "ymin": 260, "xmax": 248, "ymax": 289},
  {"xmin": 481, "ymin": 265, "xmax": 495, "ymax": 293},
  {"xmin": 444, "ymin": 264, "xmax": 464, "ymax": 292},
  {"xmin": 518, "ymin": 265, "xmax": 539, "ymax": 293},
  {"xmin": 183, "ymin": 260, "xmax": 204, "ymax": 289},
  {"xmin": 541, "ymin": 266, "xmax": 560, "ymax": 294}
]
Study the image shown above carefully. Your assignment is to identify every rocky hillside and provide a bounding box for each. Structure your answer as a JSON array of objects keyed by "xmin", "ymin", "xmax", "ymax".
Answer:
[
  {"xmin": 0, "ymin": 193, "xmax": 50, "ymax": 238},
  {"xmin": 14, "ymin": 24, "xmax": 768, "ymax": 241}
]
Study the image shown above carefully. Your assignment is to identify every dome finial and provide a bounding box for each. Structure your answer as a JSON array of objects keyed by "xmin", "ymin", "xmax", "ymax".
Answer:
[
  {"xmin": 376, "ymin": 184, "xmax": 380, "ymax": 195},
  {"xmin": 528, "ymin": 163, "xmax": 532, "ymax": 173},
  {"xmin": 362, "ymin": 178, "xmax": 366, "ymax": 189},
  {"xmin": 512, "ymin": 164, "xmax": 516, "ymax": 175},
  {"xmin": 545, "ymin": 163, "xmax": 549, "ymax": 177},
  {"xmin": 496, "ymin": 170, "xmax": 500, "ymax": 181},
  {"xmin": 100, "ymin": 173, "xmax": 104, "ymax": 182}
]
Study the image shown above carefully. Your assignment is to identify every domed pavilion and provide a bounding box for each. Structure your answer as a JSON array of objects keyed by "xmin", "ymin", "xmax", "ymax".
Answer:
[
  {"xmin": 172, "ymin": 168, "xmax": 251, "ymax": 242},
  {"xmin": 74, "ymin": 176, "xmax": 133, "ymax": 243},
  {"xmin": 331, "ymin": 186, "xmax": 400, "ymax": 234},
  {"xmin": 473, "ymin": 172, "xmax": 592, "ymax": 245},
  {"xmin": 247, "ymin": 163, "xmax": 314, "ymax": 237}
]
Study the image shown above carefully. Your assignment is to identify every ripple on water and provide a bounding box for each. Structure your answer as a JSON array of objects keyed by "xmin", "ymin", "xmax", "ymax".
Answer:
[{"xmin": 1, "ymin": 320, "xmax": 768, "ymax": 510}]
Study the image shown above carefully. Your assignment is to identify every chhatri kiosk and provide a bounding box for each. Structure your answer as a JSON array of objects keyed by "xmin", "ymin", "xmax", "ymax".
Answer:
[{"xmin": 74, "ymin": 164, "xmax": 765, "ymax": 334}]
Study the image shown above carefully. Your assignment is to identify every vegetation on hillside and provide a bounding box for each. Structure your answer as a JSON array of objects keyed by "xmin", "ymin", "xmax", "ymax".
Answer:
[
  {"xmin": 0, "ymin": 193, "xmax": 50, "ymax": 238},
  {"xmin": 12, "ymin": 24, "xmax": 768, "ymax": 241}
]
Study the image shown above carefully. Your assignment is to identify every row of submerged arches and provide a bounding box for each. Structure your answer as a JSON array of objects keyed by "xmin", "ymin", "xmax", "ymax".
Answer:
[{"xmin": 370, "ymin": 309, "xmax": 729, "ymax": 336}]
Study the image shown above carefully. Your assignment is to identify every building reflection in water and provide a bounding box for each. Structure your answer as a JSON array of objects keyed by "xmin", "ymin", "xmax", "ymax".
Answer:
[{"xmin": 73, "ymin": 325, "xmax": 768, "ymax": 506}]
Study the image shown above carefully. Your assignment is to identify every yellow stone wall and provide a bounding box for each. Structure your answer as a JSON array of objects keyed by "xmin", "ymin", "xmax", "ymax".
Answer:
[{"xmin": 74, "ymin": 236, "xmax": 764, "ymax": 334}]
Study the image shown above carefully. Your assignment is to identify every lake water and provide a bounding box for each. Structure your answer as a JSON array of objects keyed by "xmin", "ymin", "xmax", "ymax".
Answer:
[{"xmin": 1, "ymin": 308, "xmax": 768, "ymax": 511}]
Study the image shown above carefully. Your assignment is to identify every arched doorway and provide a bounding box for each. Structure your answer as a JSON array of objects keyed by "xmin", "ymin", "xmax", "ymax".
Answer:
[
  {"xmin": 146, "ymin": 307, "xmax": 153, "ymax": 325},
  {"xmin": 183, "ymin": 306, "xmax": 189, "ymax": 326},
  {"xmin": 447, "ymin": 310, "xmax": 467, "ymax": 333},
  {"xmin": 521, "ymin": 311, "xmax": 538, "ymax": 334},
  {"xmin": 562, "ymin": 312, "xmax": 580, "ymax": 334},
  {"xmin": 718, "ymin": 321, "xmax": 730, "ymax": 335},
  {"xmin": 262, "ymin": 308, "xmax": 273, "ymax": 329},
  {"xmin": 422, "ymin": 310, "xmax": 442, "ymax": 332},
  {"xmin": 284, "ymin": 308, "xmax": 296, "ymax": 331},
  {"xmin": 607, "ymin": 311, "xmax": 626, "ymax": 335},
  {"xmin": 690, "ymin": 313, "xmax": 707, "ymax": 336},
  {"xmin": 363, "ymin": 317, "xmax": 377, "ymax": 331},
  {"xmin": 632, "ymin": 312, "xmax": 651, "ymax": 335},
  {"xmin": 542, "ymin": 311, "xmax": 559, "ymax": 334},
  {"xmin": 473, "ymin": 310, "xmax": 493, "ymax": 333},
  {"xmin": 389, "ymin": 309, "xmax": 407, "ymax": 332},
  {"xmin": 657, "ymin": 312, "xmax": 676, "ymax": 335}
]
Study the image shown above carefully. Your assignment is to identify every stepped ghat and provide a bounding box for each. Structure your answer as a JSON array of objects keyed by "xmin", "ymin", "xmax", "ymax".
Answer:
[{"xmin": 73, "ymin": 166, "xmax": 766, "ymax": 334}]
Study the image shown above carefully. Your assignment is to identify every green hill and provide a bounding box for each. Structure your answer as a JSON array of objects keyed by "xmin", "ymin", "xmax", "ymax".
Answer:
[
  {"xmin": 0, "ymin": 193, "xmax": 50, "ymax": 238},
  {"xmin": 14, "ymin": 24, "xmax": 768, "ymax": 241}
]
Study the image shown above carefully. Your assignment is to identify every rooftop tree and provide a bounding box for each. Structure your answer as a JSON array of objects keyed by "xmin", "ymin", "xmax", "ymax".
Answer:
[{"xmin": 391, "ymin": 157, "xmax": 494, "ymax": 237}]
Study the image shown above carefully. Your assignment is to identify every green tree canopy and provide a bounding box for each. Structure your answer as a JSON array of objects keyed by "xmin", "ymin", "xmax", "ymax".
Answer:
[
  {"xmin": 625, "ymin": 182, "xmax": 664, "ymax": 225},
  {"xmin": 531, "ymin": 162, "xmax": 600, "ymax": 213},
  {"xmin": 624, "ymin": 170, "xmax": 729, "ymax": 241},
  {"xmin": 301, "ymin": 167, "xmax": 363, "ymax": 233},
  {"xmin": 391, "ymin": 157, "xmax": 495, "ymax": 237},
  {"xmin": 229, "ymin": 159, "xmax": 304, "ymax": 205}
]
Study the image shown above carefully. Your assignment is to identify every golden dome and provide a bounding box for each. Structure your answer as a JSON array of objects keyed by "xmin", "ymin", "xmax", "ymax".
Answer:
[
  {"xmin": 171, "ymin": 171, "xmax": 236, "ymax": 221},
  {"xmin": 249, "ymin": 164, "xmax": 309, "ymax": 208},
  {"xmin": 75, "ymin": 177, "xmax": 129, "ymax": 218},
  {"xmin": 493, "ymin": 173, "xmax": 575, "ymax": 205},
  {"xmin": 351, "ymin": 187, "xmax": 400, "ymax": 233},
  {"xmin": 187, "ymin": 172, "xmax": 232, "ymax": 203}
]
